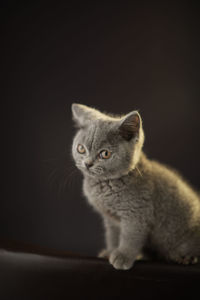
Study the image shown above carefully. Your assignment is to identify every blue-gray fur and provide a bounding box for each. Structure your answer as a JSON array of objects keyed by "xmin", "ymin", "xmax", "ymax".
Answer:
[{"xmin": 71, "ymin": 103, "xmax": 200, "ymax": 270}]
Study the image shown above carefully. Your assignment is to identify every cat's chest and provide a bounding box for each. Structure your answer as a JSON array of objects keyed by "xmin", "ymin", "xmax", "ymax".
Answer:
[{"xmin": 83, "ymin": 177, "xmax": 130, "ymax": 221}]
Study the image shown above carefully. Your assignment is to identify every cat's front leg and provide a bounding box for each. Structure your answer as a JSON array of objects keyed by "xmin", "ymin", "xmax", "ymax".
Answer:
[
  {"xmin": 109, "ymin": 221, "xmax": 146, "ymax": 270},
  {"xmin": 98, "ymin": 218, "xmax": 120, "ymax": 259}
]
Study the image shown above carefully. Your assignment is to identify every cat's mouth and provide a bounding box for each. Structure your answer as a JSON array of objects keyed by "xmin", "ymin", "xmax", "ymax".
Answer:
[
  {"xmin": 85, "ymin": 168, "xmax": 95, "ymax": 175},
  {"xmin": 85, "ymin": 168, "xmax": 102, "ymax": 176},
  {"xmin": 75, "ymin": 163, "xmax": 103, "ymax": 176}
]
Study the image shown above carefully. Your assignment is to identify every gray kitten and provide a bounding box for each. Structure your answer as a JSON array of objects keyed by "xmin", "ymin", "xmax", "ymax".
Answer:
[{"xmin": 71, "ymin": 103, "xmax": 200, "ymax": 270}]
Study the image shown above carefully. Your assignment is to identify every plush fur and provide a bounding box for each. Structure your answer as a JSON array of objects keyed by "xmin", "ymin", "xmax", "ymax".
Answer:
[{"xmin": 71, "ymin": 103, "xmax": 200, "ymax": 270}]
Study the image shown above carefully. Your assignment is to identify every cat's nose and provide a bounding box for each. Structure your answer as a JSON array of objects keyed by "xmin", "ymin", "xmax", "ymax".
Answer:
[{"xmin": 85, "ymin": 161, "xmax": 93, "ymax": 169}]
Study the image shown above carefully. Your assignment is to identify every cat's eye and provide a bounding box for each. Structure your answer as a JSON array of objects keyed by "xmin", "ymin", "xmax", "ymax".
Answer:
[
  {"xmin": 77, "ymin": 144, "xmax": 86, "ymax": 154},
  {"xmin": 99, "ymin": 150, "xmax": 111, "ymax": 159}
]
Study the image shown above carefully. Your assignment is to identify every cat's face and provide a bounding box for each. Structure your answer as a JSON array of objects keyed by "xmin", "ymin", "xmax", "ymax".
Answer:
[{"xmin": 71, "ymin": 104, "xmax": 144, "ymax": 180}]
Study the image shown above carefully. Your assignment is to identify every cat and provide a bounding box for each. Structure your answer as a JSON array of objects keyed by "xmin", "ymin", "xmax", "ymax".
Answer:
[{"xmin": 71, "ymin": 103, "xmax": 200, "ymax": 270}]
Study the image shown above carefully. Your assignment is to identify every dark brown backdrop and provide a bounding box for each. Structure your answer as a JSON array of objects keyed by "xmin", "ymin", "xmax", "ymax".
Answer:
[{"xmin": 1, "ymin": 2, "xmax": 200, "ymax": 255}]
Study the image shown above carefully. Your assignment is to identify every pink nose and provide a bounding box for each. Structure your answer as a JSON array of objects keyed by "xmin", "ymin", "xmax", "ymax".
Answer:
[{"xmin": 85, "ymin": 162, "xmax": 93, "ymax": 169}]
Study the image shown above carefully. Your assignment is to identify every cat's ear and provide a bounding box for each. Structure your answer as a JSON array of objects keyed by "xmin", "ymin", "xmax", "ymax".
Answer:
[
  {"xmin": 71, "ymin": 103, "xmax": 95, "ymax": 128},
  {"xmin": 118, "ymin": 111, "xmax": 141, "ymax": 141}
]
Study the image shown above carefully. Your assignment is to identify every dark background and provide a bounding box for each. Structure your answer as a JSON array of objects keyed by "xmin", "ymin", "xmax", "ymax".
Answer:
[{"xmin": 1, "ymin": 2, "xmax": 200, "ymax": 256}]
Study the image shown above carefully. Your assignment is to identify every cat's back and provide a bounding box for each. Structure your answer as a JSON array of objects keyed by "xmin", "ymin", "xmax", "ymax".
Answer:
[
  {"xmin": 149, "ymin": 158, "xmax": 200, "ymax": 201},
  {"xmin": 146, "ymin": 158, "xmax": 200, "ymax": 228}
]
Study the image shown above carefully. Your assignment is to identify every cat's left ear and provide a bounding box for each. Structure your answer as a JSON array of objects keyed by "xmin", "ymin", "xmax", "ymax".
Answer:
[{"xmin": 118, "ymin": 111, "xmax": 142, "ymax": 141}]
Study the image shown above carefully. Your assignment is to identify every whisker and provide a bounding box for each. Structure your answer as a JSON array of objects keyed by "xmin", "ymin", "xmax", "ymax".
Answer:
[
  {"xmin": 63, "ymin": 168, "xmax": 79, "ymax": 190},
  {"xmin": 50, "ymin": 164, "xmax": 79, "ymax": 198},
  {"xmin": 135, "ymin": 166, "xmax": 143, "ymax": 177},
  {"xmin": 45, "ymin": 157, "xmax": 77, "ymax": 193}
]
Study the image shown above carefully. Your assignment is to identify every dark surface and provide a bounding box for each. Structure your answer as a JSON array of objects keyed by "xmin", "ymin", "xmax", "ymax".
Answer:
[
  {"xmin": 0, "ymin": 241, "xmax": 200, "ymax": 300},
  {"xmin": 1, "ymin": 2, "xmax": 200, "ymax": 256}
]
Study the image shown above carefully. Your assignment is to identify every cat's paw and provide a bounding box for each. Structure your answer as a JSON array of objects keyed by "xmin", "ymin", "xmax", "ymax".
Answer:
[
  {"xmin": 109, "ymin": 249, "xmax": 135, "ymax": 270},
  {"xmin": 98, "ymin": 249, "xmax": 111, "ymax": 259}
]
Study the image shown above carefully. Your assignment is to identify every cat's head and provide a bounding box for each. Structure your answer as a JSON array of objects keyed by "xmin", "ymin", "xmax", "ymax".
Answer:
[{"xmin": 71, "ymin": 104, "xmax": 144, "ymax": 179}]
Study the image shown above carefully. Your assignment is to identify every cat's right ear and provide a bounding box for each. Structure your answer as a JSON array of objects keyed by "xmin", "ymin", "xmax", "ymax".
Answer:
[
  {"xmin": 72, "ymin": 103, "xmax": 86, "ymax": 128},
  {"xmin": 72, "ymin": 103, "xmax": 84, "ymax": 128},
  {"xmin": 71, "ymin": 103, "xmax": 95, "ymax": 128}
]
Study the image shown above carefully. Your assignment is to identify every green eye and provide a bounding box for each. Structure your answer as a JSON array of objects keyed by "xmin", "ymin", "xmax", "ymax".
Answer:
[
  {"xmin": 99, "ymin": 150, "xmax": 111, "ymax": 159},
  {"xmin": 77, "ymin": 144, "xmax": 86, "ymax": 154}
]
